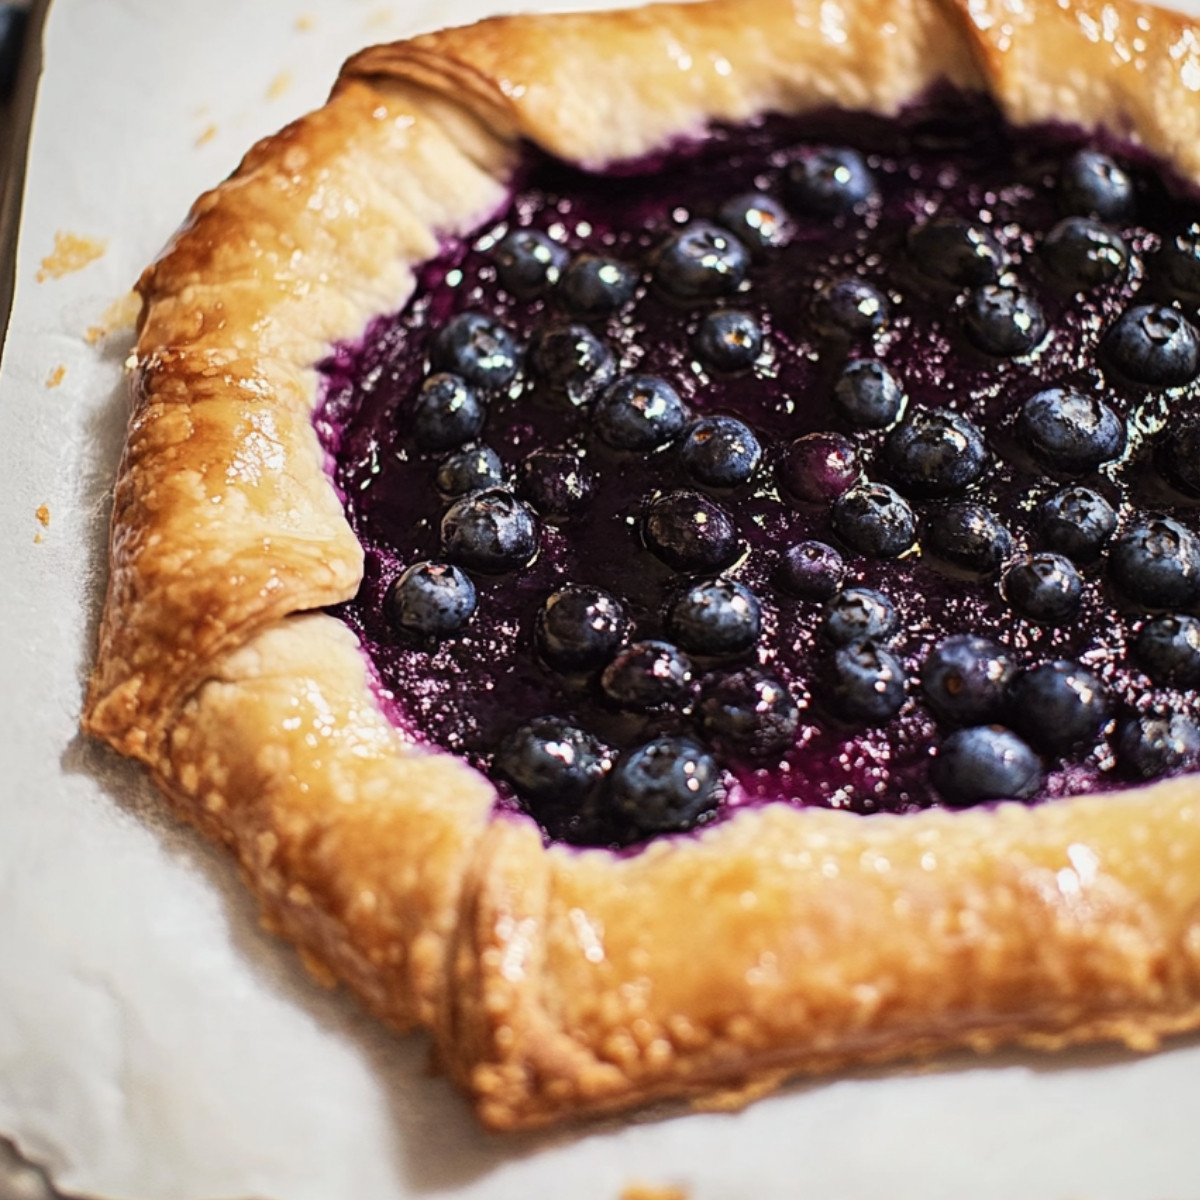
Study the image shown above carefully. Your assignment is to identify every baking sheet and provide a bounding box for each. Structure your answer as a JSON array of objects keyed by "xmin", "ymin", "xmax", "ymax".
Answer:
[{"xmin": 3, "ymin": 1, "xmax": 1200, "ymax": 1197}]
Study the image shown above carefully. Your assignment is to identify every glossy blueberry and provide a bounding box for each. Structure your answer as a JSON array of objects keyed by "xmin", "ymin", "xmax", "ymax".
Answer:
[
  {"xmin": 920, "ymin": 635, "xmax": 1016, "ymax": 726},
  {"xmin": 1002, "ymin": 553, "xmax": 1083, "ymax": 624},
  {"xmin": 1135, "ymin": 614, "xmax": 1200, "ymax": 687},
  {"xmin": 1060, "ymin": 149, "xmax": 1134, "ymax": 221},
  {"xmin": 1039, "ymin": 486, "xmax": 1117, "ymax": 563},
  {"xmin": 594, "ymin": 375, "xmax": 689, "ymax": 450},
  {"xmin": 528, "ymin": 323, "xmax": 616, "ymax": 408},
  {"xmin": 384, "ymin": 561, "xmax": 476, "ymax": 639},
  {"xmin": 787, "ymin": 147, "xmax": 874, "ymax": 216},
  {"xmin": 931, "ymin": 726, "xmax": 1043, "ymax": 805},
  {"xmin": 779, "ymin": 432, "xmax": 862, "ymax": 505},
  {"xmin": 493, "ymin": 718, "xmax": 612, "ymax": 815},
  {"xmin": 679, "ymin": 415, "xmax": 762, "ymax": 487},
  {"xmin": 411, "ymin": 373, "xmax": 485, "ymax": 451},
  {"xmin": 642, "ymin": 490, "xmax": 740, "ymax": 573},
  {"xmin": 653, "ymin": 221, "xmax": 749, "ymax": 301},
  {"xmin": 1108, "ymin": 517, "xmax": 1200, "ymax": 608},
  {"xmin": 907, "ymin": 218, "xmax": 1006, "ymax": 288},
  {"xmin": 778, "ymin": 540, "xmax": 846, "ymax": 601},
  {"xmin": 1102, "ymin": 304, "xmax": 1200, "ymax": 388},
  {"xmin": 827, "ymin": 640, "xmax": 907, "ymax": 724},
  {"xmin": 600, "ymin": 640, "xmax": 693, "ymax": 710},
  {"xmin": 821, "ymin": 587, "xmax": 897, "ymax": 647},
  {"xmin": 693, "ymin": 310, "xmax": 764, "ymax": 371},
  {"xmin": 1115, "ymin": 711, "xmax": 1200, "ymax": 781},
  {"xmin": 537, "ymin": 584, "xmax": 628, "ymax": 671},
  {"xmin": 812, "ymin": 276, "xmax": 889, "ymax": 337},
  {"xmin": 430, "ymin": 312, "xmax": 520, "ymax": 390},
  {"xmin": 1158, "ymin": 223, "xmax": 1200, "ymax": 302},
  {"xmin": 560, "ymin": 254, "xmax": 639, "ymax": 317},
  {"xmin": 1154, "ymin": 413, "xmax": 1200, "ymax": 498},
  {"xmin": 699, "ymin": 670, "xmax": 801, "ymax": 757},
  {"xmin": 717, "ymin": 191, "xmax": 792, "ymax": 253},
  {"xmin": 435, "ymin": 443, "xmax": 504, "ymax": 496},
  {"xmin": 491, "ymin": 228, "xmax": 568, "ymax": 299},
  {"xmin": 518, "ymin": 449, "xmax": 595, "ymax": 519},
  {"xmin": 962, "ymin": 284, "xmax": 1046, "ymax": 357},
  {"xmin": 665, "ymin": 577, "xmax": 762, "ymax": 656},
  {"xmin": 1017, "ymin": 387, "xmax": 1125, "ymax": 472},
  {"xmin": 832, "ymin": 358, "xmax": 905, "ymax": 429},
  {"xmin": 1010, "ymin": 661, "xmax": 1108, "ymax": 755},
  {"xmin": 882, "ymin": 408, "xmax": 988, "ymax": 498},
  {"xmin": 831, "ymin": 482, "xmax": 917, "ymax": 559},
  {"xmin": 924, "ymin": 502, "xmax": 1013, "ymax": 574},
  {"xmin": 609, "ymin": 736, "xmax": 720, "ymax": 836},
  {"xmin": 440, "ymin": 487, "xmax": 539, "ymax": 574},
  {"xmin": 1040, "ymin": 217, "xmax": 1128, "ymax": 288}
]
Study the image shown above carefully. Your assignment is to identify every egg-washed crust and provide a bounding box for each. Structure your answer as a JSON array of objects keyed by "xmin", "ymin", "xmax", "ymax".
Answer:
[{"xmin": 83, "ymin": 0, "xmax": 1200, "ymax": 1130}]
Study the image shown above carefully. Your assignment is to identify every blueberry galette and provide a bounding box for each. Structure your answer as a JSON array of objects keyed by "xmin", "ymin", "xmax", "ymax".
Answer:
[{"xmin": 85, "ymin": 0, "xmax": 1200, "ymax": 1129}]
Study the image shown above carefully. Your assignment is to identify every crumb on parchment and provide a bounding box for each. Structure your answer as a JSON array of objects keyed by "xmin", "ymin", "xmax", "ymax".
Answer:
[
  {"xmin": 267, "ymin": 71, "xmax": 293, "ymax": 100},
  {"xmin": 196, "ymin": 123, "xmax": 218, "ymax": 147},
  {"xmin": 34, "ymin": 505, "xmax": 49, "ymax": 543},
  {"xmin": 620, "ymin": 1186, "xmax": 689, "ymax": 1200},
  {"xmin": 85, "ymin": 291, "xmax": 141, "ymax": 345},
  {"xmin": 45, "ymin": 365, "xmax": 65, "ymax": 389},
  {"xmin": 295, "ymin": 14, "xmax": 316, "ymax": 31},
  {"xmin": 36, "ymin": 233, "xmax": 106, "ymax": 282}
]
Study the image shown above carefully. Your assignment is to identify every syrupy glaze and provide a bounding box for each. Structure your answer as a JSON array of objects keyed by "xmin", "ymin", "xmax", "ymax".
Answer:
[{"xmin": 315, "ymin": 92, "xmax": 1200, "ymax": 843}]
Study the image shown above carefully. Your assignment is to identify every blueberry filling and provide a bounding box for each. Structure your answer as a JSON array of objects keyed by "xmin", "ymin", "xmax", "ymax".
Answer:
[{"xmin": 318, "ymin": 95, "xmax": 1200, "ymax": 848}]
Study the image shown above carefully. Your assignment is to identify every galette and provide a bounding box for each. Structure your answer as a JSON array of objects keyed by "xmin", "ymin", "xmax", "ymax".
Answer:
[{"xmin": 85, "ymin": 0, "xmax": 1200, "ymax": 1129}]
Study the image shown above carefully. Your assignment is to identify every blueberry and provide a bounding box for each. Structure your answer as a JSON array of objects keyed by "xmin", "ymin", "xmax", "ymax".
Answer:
[
  {"xmin": 832, "ymin": 359, "xmax": 905, "ymax": 429},
  {"xmin": 1158, "ymin": 223, "xmax": 1200, "ymax": 302},
  {"xmin": 920, "ymin": 635, "xmax": 1016, "ymax": 726},
  {"xmin": 779, "ymin": 431, "xmax": 862, "ymax": 505},
  {"xmin": 1102, "ymin": 304, "xmax": 1200, "ymax": 388},
  {"xmin": 384, "ymin": 561, "xmax": 477, "ymax": 639},
  {"xmin": 609, "ymin": 736, "xmax": 720, "ymax": 836},
  {"xmin": 821, "ymin": 587, "xmax": 896, "ymax": 646},
  {"xmin": 1108, "ymin": 516, "xmax": 1200, "ymax": 608},
  {"xmin": 594, "ymin": 375, "xmax": 689, "ymax": 450},
  {"xmin": 436, "ymin": 443, "xmax": 504, "ymax": 496},
  {"xmin": 679, "ymin": 415, "xmax": 762, "ymax": 487},
  {"xmin": 693, "ymin": 310, "xmax": 764, "ymax": 371},
  {"xmin": 923, "ymin": 502, "xmax": 1013, "ymax": 574},
  {"xmin": 962, "ymin": 284, "xmax": 1046, "ymax": 357},
  {"xmin": 1002, "ymin": 553, "xmax": 1083, "ymax": 623},
  {"xmin": 643, "ymin": 490, "xmax": 740, "ymax": 572},
  {"xmin": 528, "ymin": 323, "xmax": 616, "ymax": 408},
  {"xmin": 493, "ymin": 718, "xmax": 612, "ymax": 816},
  {"xmin": 699, "ymin": 670, "xmax": 801, "ymax": 757},
  {"xmin": 411, "ymin": 373, "xmax": 485, "ymax": 450},
  {"xmin": 1009, "ymin": 661, "xmax": 1108, "ymax": 755},
  {"xmin": 537, "ymin": 584, "xmax": 628, "ymax": 671},
  {"xmin": 1154, "ymin": 413, "xmax": 1200, "ymax": 497},
  {"xmin": 931, "ymin": 726, "xmax": 1043, "ymax": 805},
  {"xmin": 831, "ymin": 483, "xmax": 918, "ymax": 559},
  {"xmin": 812, "ymin": 276, "xmax": 889, "ymax": 337},
  {"xmin": 907, "ymin": 218, "xmax": 1006, "ymax": 288},
  {"xmin": 560, "ymin": 254, "xmax": 639, "ymax": 317},
  {"xmin": 787, "ymin": 147, "xmax": 875, "ymax": 216},
  {"xmin": 1116, "ymin": 711, "xmax": 1200, "ymax": 780},
  {"xmin": 778, "ymin": 540, "xmax": 846, "ymax": 600},
  {"xmin": 653, "ymin": 221, "xmax": 749, "ymax": 301},
  {"xmin": 828, "ymin": 640, "xmax": 907, "ymax": 724},
  {"xmin": 1060, "ymin": 149, "xmax": 1134, "ymax": 221},
  {"xmin": 1040, "ymin": 217, "xmax": 1128, "ymax": 288},
  {"xmin": 882, "ymin": 408, "xmax": 988, "ymax": 498},
  {"xmin": 1134, "ymin": 615, "xmax": 1200, "ymax": 687},
  {"xmin": 665, "ymin": 577, "xmax": 762, "ymax": 656},
  {"xmin": 717, "ymin": 191, "xmax": 792, "ymax": 253},
  {"xmin": 1017, "ymin": 387, "xmax": 1125, "ymax": 472},
  {"xmin": 440, "ymin": 487, "xmax": 539, "ymax": 574},
  {"xmin": 1039, "ymin": 486, "xmax": 1117, "ymax": 562},
  {"xmin": 430, "ymin": 312, "xmax": 520, "ymax": 390},
  {"xmin": 518, "ymin": 449, "xmax": 595, "ymax": 518},
  {"xmin": 600, "ymin": 640, "xmax": 693, "ymax": 710},
  {"xmin": 491, "ymin": 228, "xmax": 568, "ymax": 298}
]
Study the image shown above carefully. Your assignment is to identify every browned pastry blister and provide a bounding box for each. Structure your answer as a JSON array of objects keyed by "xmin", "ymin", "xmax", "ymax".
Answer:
[{"xmin": 84, "ymin": 0, "xmax": 1200, "ymax": 1130}]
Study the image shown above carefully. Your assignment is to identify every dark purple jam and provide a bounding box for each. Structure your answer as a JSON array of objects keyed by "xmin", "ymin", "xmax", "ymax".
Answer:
[{"xmin": 315, "ymin": 93, "xmax": 1200, "ymax": 847}]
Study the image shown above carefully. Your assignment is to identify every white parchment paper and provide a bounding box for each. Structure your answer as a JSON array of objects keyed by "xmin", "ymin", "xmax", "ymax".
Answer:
[{"xmin": 2, "ymin": 2, "xmax": 1200, "ymax": 1197}]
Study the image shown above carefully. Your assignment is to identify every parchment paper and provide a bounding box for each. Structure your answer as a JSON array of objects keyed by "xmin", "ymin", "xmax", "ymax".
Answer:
[{"xmin": 2, "ymin": 2, "xmax": 1200, "ymax": 1197}]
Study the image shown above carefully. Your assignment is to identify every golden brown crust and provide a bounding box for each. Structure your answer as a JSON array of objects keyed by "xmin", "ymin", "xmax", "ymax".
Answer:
[{"xmin": 84, "ymin": 0, "xmax": 1200, "ymax": 1131}]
